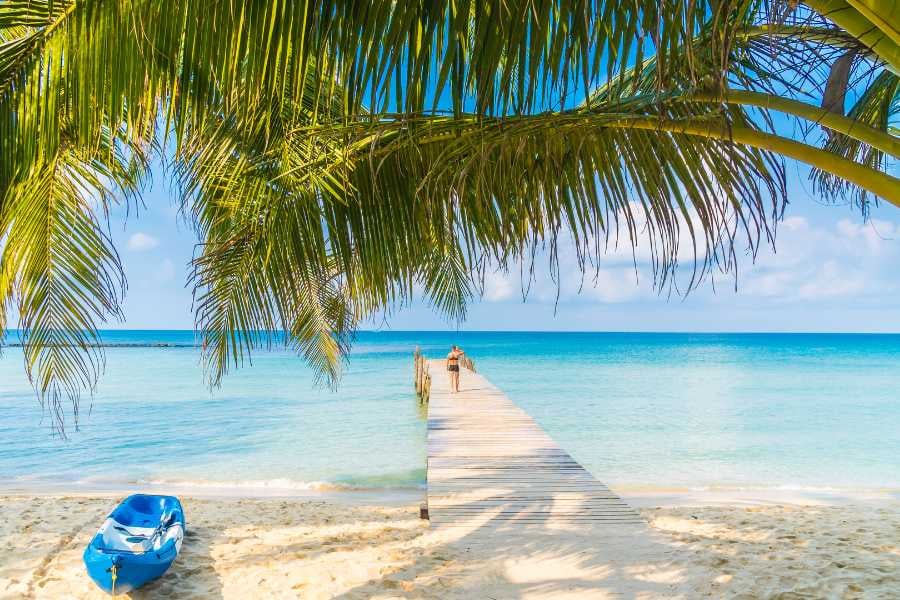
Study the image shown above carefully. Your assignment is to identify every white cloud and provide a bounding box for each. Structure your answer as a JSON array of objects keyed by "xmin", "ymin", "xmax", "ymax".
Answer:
[
  {"xmin": 476, "ymin": 211, "xmax": 900, "ymax": 310},
  {"xmin": 738, "ymin": 216, "xmax": 900, "ymax": 303},
  {"xmin": 582, "ymin": 268, "xmax": 643, "ymax": 303},
  {"xmin": 479, "ymin": 244, "xmax": 649, "ymax": 306},
  {"xmin": 795, "ymin": 260, "xmax": 865, "ymax": 300},
  {"xmin": 741, "ymin": 270, "xmax": 794, "ymax": 297},
  {"xmin": 127, "ymin": 232, "xmax": 160, "ymax": 251},
  {"xmin": 483, "ymin": 270, "xmax": 516, "ymax": 302},
  {"xmin": 154, "ymin": 258, "xmax": 176, "ymax": 283}
]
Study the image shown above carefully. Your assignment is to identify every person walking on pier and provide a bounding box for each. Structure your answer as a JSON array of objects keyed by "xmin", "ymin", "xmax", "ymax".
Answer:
[{"xmin": 447, "ymin": 345, "xmax": 465, "ymax": 393}]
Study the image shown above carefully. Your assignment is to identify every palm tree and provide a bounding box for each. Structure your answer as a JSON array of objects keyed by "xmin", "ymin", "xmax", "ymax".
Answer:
[{"xmin": 0, "ymin": 1, "xmax": 897, "ymax": 433}]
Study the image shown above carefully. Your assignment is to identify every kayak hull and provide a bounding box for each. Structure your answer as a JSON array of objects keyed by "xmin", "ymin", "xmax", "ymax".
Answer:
[
  {"xmin": 83, "ymin": 544, "xmax": 177, "ymax": 594},
  {"xmin": 83, "ymin": 494, "xmax": 185, "ymax": 595}
]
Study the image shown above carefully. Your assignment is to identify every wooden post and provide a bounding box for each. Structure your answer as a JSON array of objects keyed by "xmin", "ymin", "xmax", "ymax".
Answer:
[
  {"xmin": 414, "ymin": 347, "xmax": 431, "ymax": 403},
  {"xmin": 413, "ymin": 347, "xmax": 422, "ymax": 394}
]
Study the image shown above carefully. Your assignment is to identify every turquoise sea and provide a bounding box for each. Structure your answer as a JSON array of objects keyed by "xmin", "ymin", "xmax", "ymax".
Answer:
[{"xmin": 1, "ymin": 331, "xmax": 899, "ymax": 493}]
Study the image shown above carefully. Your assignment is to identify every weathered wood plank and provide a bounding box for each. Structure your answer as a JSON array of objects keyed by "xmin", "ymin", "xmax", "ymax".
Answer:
[{"xmin": 425, "ymin": 359, "xmax": 642, "ymax": 527}]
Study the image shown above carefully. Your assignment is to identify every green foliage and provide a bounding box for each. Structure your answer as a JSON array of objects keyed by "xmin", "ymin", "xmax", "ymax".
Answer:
[
  {"xmin": 812, "ymin": 70, "xmax": 900, "ymax": 210},
  {"xmin": 0, "ymin": 0, "xmax": 898, "ymax": 433},
  {"xmin": 0, "ymin": 121, "xmax": 147, "ymax": 434}
]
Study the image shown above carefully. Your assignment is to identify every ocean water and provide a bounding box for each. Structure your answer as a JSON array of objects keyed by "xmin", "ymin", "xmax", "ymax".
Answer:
[{"xmin": 1, "ymin": 331, "xmax": 899, "ymax": 493}]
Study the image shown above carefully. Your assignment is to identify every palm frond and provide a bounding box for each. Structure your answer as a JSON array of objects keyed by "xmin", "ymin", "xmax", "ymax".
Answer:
[
  {"xmin": 339, "ymin": 102, "xmax": 783, "ymax": 288},
  {"xmin": 0, "ymin": 129, "xmax": 143, "ymax": 434},
  {"xmin": 811, "ymin": 69, "xmax": 900, "ymax": 210},
  {"xmin": 586, "ymin": 8, "xmax": 899, "ymax": 207},
  {"xmin": 178, "ymin": 98, "xmax": 355, "ymax": 385},
  {"xmin": 191, "ymin": 223, "xmax": 355, "ymax": 387},
  {"xmin": 418, "ymin": 230, "xmax": 474, "ymax": 324},
  {"xmin": 0, "ymin": 0, "xmax": 157, "ymax": 218},
  {"xmin": 801, "ymin": 0, "xmax": 900, "ymax": 72},
  {"xmin": 3, "ymin": 0, "xmax": 900, "ymax": 434}
]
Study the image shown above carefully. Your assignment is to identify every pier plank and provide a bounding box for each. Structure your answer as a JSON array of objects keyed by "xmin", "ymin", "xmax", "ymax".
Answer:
[{"xmin": 425, "ymin": 359, "xmax": 642, "ymax": 527}]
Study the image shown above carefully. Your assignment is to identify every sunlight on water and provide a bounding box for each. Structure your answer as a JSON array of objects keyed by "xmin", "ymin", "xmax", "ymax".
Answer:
[{"xmin": 1, "ymin": 331, "xmax": 898, "ymax": 491}]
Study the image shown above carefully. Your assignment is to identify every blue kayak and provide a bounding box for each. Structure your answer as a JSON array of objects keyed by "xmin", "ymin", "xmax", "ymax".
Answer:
[{"xmin": 83, "ymin": 494, "xmax": 185, "ymax": 595}]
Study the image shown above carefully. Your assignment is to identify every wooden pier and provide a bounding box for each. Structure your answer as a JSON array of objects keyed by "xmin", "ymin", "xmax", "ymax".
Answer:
[{"xmin": 423, "ymin": 359, "xmax": 642, "ymax": 529}]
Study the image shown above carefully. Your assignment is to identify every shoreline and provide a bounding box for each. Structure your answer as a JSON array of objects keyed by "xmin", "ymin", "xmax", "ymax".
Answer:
[
  {"xmin": 0, "ymin": 482, "xmax": 424, "ymax": 506},
  {"xmin": 1, "ymin": 480, "xmax": 897, "ymax": 508}
]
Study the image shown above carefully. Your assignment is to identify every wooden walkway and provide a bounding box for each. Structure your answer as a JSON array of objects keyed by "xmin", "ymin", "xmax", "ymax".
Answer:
[{"xmin": 425, "ymin": 359, "xmax": 642, "ymax": 528}]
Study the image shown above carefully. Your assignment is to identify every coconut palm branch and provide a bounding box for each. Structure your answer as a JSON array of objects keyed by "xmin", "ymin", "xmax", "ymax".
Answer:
[
  {"xmin": 172, "ymin": 1, "xmax": 899, "ymax": 385},
  {"xmin": 811, "ymin": 70, "xmax": 900, "ymax": 208},
  {"xmin": 801, "ymin": 0, "xmax": 900, "ymax": 73},
  {"xmin": 0, "ymin": 122, "xmax": 147, "ymax": 434},
  {"xmin": 182, "ymin": 90, "xmax": 790, "ymax": 383},
  {"xmin": 588, "ymin": 7, "xmax": 899, "ymax": 203},
  {"xmin": 0, "ymin": 0, "xmax": 898, "ymax": 432},
  {"xmin": 177, "ymin": 103, "xmax": 357, "ymax": 385}
]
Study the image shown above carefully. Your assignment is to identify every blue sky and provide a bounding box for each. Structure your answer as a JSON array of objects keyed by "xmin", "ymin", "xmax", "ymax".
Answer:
[{"xmin": 70, "ymin": 158, "xmax": 900, "ymax": 333}]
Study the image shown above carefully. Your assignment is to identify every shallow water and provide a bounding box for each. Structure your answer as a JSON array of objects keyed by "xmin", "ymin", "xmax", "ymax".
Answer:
[{"xmin": 1, "ymin": 331, "xmax": 898, "ymax": 492}]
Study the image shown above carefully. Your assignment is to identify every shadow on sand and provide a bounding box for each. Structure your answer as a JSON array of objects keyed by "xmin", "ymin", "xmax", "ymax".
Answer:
[
  {"xmin": 327, "ymin": 463, "xmax": 698, "ymax": 599},
  {"xmin": 126, "ymin": 518, "xmax": 225, "ymax": 599}
]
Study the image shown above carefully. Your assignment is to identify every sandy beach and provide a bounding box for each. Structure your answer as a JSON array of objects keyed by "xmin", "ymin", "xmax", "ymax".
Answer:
[{"xmin": 2, "ymin": 492, "xmax": 898, "ymax": 599}]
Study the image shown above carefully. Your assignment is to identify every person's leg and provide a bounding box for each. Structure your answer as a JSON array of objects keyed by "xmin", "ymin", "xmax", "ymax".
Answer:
[{"xmin": 451, "ymin": 371, "xmax": 459, "ymax": 392}]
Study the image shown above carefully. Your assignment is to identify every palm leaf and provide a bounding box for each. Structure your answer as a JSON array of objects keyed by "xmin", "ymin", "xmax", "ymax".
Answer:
[
  {"xmin": 812, "ymin": 69, "xmax": 900, "ymax": 210},
  {"xmin": 0, "ymin": 129, "xmax": 144, "ymax": 434},
  {"xmin": 178, "ymin": 96, "xmax": 354, "ymax": 385},
  {"xmin": 2, "ymin": 0, "xmax": 899, "ymax": 434}
]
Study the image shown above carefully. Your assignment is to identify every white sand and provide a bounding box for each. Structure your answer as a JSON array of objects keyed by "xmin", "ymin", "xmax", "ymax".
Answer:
[
  {"xmin": 1, "ymin": 494, "xmax": 898, "ymax": 599},
  {"xmin": 646, "ymin": 505, "xmax": 900, "ymax": 598}
]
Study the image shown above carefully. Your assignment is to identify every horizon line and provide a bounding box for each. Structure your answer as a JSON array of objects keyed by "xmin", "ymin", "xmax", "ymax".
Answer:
[{"xmin": 4, "ymin": 328, "xmax": 900, "ymax": 336}]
